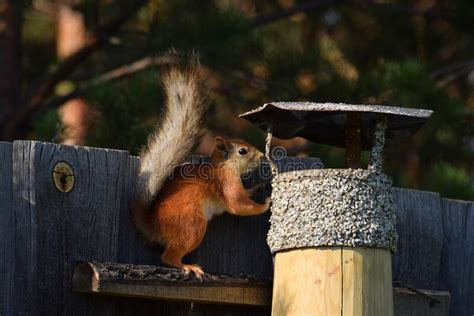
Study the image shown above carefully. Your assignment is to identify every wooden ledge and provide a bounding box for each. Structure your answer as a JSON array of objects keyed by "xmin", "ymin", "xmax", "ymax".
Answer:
[
  {"xmin": 72, "ymin": 262, "xmax": 271, "ymax": 307},
  {"xmin": 72, "ymin": 262, "xmax": 450, "ymax": 314}
]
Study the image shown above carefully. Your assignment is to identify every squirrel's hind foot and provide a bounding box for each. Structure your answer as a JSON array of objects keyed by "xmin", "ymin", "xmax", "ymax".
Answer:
[{"xmin": 183, "ymin": 264, "xmax": 205, "ymax": 279}]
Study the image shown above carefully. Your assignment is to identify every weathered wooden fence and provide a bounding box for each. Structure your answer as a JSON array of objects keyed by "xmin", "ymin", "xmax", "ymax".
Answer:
[{"xmin": 0, "ymin": 140, "xmax": 473, "ymax": 315}]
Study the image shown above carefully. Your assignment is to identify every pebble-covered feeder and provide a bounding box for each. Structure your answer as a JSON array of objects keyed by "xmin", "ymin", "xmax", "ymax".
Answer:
[{"xmin": 239, "ymin": 102, "xmax": 432, "ymax": 316}]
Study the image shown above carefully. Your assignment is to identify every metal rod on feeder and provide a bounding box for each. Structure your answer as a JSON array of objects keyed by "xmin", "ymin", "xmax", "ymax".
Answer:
[{"xmin": 265, "ymin": 123, "xmax": 278, "ymax": 176}]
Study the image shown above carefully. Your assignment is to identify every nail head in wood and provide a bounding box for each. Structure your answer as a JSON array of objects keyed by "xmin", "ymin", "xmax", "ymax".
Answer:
[{"xmin": 52, "ymin": 161, "xmax": 74, "ymax": 193}]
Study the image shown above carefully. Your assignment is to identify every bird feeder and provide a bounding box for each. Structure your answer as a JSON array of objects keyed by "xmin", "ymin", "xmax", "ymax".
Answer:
[{"xmin": 239, "ymin": 102, "xmax": 432, "ymax": 316}]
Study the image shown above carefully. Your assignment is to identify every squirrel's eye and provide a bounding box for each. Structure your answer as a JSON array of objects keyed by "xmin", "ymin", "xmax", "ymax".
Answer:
[{"xmin": 238, "ymin": 148, "xmax": 248, "ymax": 155}]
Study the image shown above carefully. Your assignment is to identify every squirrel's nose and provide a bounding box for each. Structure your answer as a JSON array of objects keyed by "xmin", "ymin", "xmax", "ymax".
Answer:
[{"xmin": 257, "ymin": 151, "xmax": 267, "ymax": 162}]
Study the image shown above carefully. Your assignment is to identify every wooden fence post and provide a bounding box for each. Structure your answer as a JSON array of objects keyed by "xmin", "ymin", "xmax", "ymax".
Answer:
[
  {"xmin": 267, "ymin": 119, "xmax": 396, "ymax": 316},
  {"xmin": 272, "ymin": 247, "xmax": 393, "ymax": 315}
]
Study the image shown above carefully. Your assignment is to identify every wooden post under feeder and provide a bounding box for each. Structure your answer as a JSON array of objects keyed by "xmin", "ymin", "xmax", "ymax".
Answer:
[{"xmin": 240, "ymin": 102, "xmax": 433, "ymax": 316}]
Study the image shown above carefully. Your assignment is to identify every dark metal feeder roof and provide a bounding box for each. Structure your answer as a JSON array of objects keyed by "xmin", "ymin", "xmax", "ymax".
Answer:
[{"xmin": 239, "ymin": 102, "xmax": 433, "ymax": 149}]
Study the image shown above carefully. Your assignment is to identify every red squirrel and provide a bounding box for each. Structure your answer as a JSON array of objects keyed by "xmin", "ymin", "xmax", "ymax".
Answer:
[{"xmin": 131, "ymin": 57, "xmax": 271, "ymax": 278}]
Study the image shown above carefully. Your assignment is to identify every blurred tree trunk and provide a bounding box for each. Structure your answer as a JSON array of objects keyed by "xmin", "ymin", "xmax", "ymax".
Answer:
[
  {"xmin": 0, "ymin": 1, "xmax": 145, "ymax": 141},
  {"xmin": 56, "ymin": 0, "xmax": 92, "ymax": 145},
  {"xmin": 0, "ymin": 0, "xmax": 22, "ymax": 140}
]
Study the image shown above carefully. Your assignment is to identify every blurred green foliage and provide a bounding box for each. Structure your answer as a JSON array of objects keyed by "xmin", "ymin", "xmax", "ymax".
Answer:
[
  {"xmin": 27, "ymin": 0, "xmax": 474, "ymax": 200},
  {"xmin": 86, "ymin": 69, "xmax": 163, "ymax": 153}
]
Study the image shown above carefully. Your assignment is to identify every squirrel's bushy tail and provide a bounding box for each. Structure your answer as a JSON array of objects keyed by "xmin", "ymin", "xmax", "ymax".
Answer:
[{"xmin": 132, "ymin": 55, "xmax": 209, "ymax": 241}]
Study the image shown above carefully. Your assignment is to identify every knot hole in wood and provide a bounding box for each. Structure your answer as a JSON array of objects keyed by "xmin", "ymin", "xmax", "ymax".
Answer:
[{"xmin": 52, "ymin": 161, "xmax": 75, "ymax": 193}]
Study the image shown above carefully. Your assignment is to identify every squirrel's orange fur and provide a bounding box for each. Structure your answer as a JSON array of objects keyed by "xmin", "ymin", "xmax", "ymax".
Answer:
[{"xmin": 131, "ymin": 55, "xmax": 270, "ymax": 277}]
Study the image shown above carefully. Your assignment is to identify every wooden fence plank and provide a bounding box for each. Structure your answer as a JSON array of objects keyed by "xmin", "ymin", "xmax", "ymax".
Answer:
[
  {"xmin": 393, "ymin": 288, "xmax": 450, "ymax": 316},
  {"xmin": 0, "ymin": 142, "xmax": 13, "ymax": 315},
  {"xmin": 392, "ymin": 188, "xmax": 444, "ymax": 290},
  {"xmin": 439, "ymin": 198, "xmax": 474, "ymax": 316},
  {"xmin": 195, "ymin": 212, "xmax": 273, "ymax": 278},
  {"xmin": 118, "ymin": 155, "xmax": 163, "ymax": 265},
  {"xmin": 31, "ymin": 142, "xmax": 129, "ymax": 315},
  {"xmin": 116, "ymin": 154, "xmax": 193, "ymax": 314},
  {"xmin": 10, "ymin": 141, "xmax": 40, "ymax": 315}
]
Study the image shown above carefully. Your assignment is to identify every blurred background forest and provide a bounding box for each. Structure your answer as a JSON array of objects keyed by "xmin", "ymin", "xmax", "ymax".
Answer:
[{"xmin": 0, "ymin": 0, "xmax": 473, "ymax": 200}]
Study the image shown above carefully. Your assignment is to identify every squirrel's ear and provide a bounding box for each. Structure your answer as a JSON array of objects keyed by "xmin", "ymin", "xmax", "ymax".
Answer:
[{"xmin": 215, "ymin": 137, "xmax": 227, "ymax": 152}]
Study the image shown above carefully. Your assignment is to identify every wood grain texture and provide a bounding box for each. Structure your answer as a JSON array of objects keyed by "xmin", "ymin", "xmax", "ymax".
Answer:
[
  {"xmin": 392, "ymin": 187, "xmax": 444, "ymax": 290},
  {"xmin": 31, "ymin": 142, "xmax": 129, "ymax": 315},
  {"xmin": 342, "ymin": 248, "xmax": 393, "ymax": 316},
  {"xmin": 72, "ymin": 262, "xmax": 271, "ymax": 307},
  {"xmin": 272, "ymin": 247, "xmax": 394, "ymax": 316},
  {"xmin": 0, "ymin": 142, "xmax": 13, "ymax": 315},
  {"xmin": 272, "ymin": 248, "xmax": 342, "ymax": 315},
  {"xmin": 272, "ymin": 247, "xmax": 445, "ymax": 316},
  {"xmin": 439, "ymin": 198, "xmax": 474, "ymax": 316},
  {"xmin": 71, "ymin": 260, "xmax": 449, "ymax": 315},
  {"xmin": 393, "ymin": 288, "xmax": 449, "ymax": 316},
  {"xmin": 118, "ymin": 155, "xmax": 169, "ymax": 265},
  {"xmin": 10, "ymin": 141, "xmax": 40, "ymax": 315},
  {"xmin": 30, "ymin": 142, "xmax": 186, "ymax": 316},
  {"xmin": 0, "ymin": 142, "xmax": 466, "ymax": 316},
  {"xmin": 195, "ymin": 212, "xmax": 272, "ymax": 278}
]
